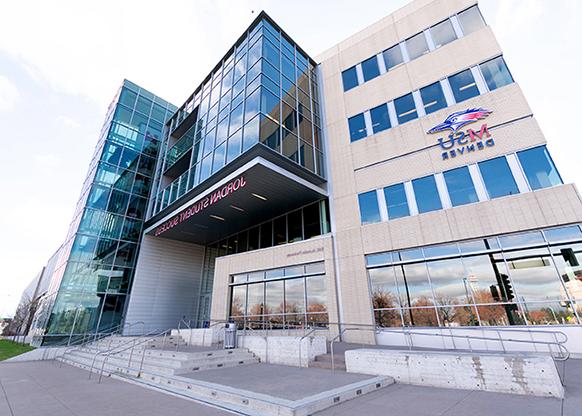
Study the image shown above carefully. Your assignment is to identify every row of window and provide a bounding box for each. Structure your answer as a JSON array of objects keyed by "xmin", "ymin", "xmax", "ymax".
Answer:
[
  {"xmin": 348, "ymin": 56, "xmax": 513, "ymax": 142},
  {"xmin": 207, "ymin": 199, "xmax": 330, "ymax": 258},
  {"xmin": 229, "ymin": 262, "xmax": 328, "ymax": 327},
  {"xmin": 358, "ymin": 146, "xmax": 562, "ymax": 224},
  {"xmin": 366, "ymin": 225, "xmax": 582, "ymax": 327},
  {"xmin": 342, "ymin": 5, "xmax": 486, "ymax": 92}
]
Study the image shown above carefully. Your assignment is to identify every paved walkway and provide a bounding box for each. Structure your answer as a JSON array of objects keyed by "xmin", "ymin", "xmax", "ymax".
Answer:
[
  {"xmin": 1, "ymin": 358, "xmax": 580, "ymax": 416},
  {"xmin": 0, "ymin": 361, "xmax": 231, "ymax": 416}
]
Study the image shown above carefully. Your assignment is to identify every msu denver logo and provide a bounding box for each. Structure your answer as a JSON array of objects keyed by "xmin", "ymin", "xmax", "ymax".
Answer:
[{"xmin": 427, "ymin": 108, "xmax": 495, "ymax": 160}]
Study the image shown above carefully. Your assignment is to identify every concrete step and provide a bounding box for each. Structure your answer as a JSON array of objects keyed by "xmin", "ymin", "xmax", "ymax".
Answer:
[{"xmin": 311, "ymin": 354, "xmax": 346, "ymax": 371}]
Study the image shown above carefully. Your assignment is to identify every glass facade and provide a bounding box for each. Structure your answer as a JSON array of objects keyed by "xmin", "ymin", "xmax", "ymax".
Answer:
[
  {"xmin": 229, "ymin": 261, "xmax": 328, "ymax": 328},
  {"xmin": 150, "ymin": 17, "xmax": 324, "ymax": 216},
  {"xmin": 41, "ymin": 81, "xmax": 176, "ymax": 342},
  {"xmin": 368, "ymin": 225, "xmax": 582, "ymax": 327}
]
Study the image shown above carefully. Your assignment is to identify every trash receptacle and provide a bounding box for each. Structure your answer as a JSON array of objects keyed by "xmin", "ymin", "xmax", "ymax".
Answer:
[{"xmin": 224, "ymin": 322, "xmax": 237, "ymax": 349}]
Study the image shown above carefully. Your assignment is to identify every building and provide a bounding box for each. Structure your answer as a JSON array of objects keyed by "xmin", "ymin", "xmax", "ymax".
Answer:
[
  {"xmin": 32, "ymin": 81, "xmax": 176, "ymax": 344},
  {"xmin": 31, "ymin": 0, "xmax": 582, "ymax": 345}
]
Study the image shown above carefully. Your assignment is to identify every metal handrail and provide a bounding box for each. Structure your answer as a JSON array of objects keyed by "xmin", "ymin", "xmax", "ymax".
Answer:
[
  {"xmin": 298, "ymin": 328, "xmax": 318, "ymax": 367},
  {"xmin": 55, "ymin": 322, "xmax": 125, "ymax": 366}
]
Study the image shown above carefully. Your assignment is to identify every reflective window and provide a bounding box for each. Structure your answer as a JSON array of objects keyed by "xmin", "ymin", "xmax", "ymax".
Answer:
[
  {"xmin": 383, "ymin": 44, "xmax": 403, "ymax": 70},
  {"xmin": 412, "ymin": 175, "xmax": 442, "ymax": 213},
  {"xmin": 544, "ymin": 226, "xmax": 582, "ymax": 243},
  {"xmin": 370, "ymin": 104, "xmax": 391, "ymax": 134},
  {"xmin": 517, "ymin": 146, "xmax": 562, "ymax": 190},
  {"xmin": 448, "ymin": 69, "xmax": 479, "ymax": 103},
  {"xmin": 361, "ymin": 56, "xmax": 380, "ymax": 82},
  {"xmin": 427, "ymin": 258, "xmax": 471, "ymax": 305},
  {"xmin": 457, "ymin": 6, "xmax": 486, "ymax": 36},
  {"xmin": 405, "ymin": 32, "xmax": 429, "ymax": 60},
  {"xmin": 394, "ymin": 93, "xmax": 418, "ymax": 124},
  {"xmin": 499, "ymin": 231, "xmax": 545, "ymax": 249},
  {"xmin": 342, "ymin": 66, "xmax": 359, "ymax": 91},
  {"xmin": 384, "ymin": 183, "xmax": 409, "ymax": 219},
  {"xmin": 420, "ymin": 82, "xmax": 447, "ymax": 115},
  {"xmin": 430, "ymin": 19, "xmax": 457, "ymax": 48},
  {"xmin": 443, "ymin": 166, "xmax": 478, "ymax": 206},
  {"xmin": 550, "ymin": 243, "xmax": 582, "ymax": 303},
  {"xmin": 348, "ymin": 113, "xmax": 367, "ymax": 142},
  {"xmin": 395, "ymin": 263, "xmax": 434, "ymax": 308},
  {"xmin": 358, "ymin": 191, "xmax": 381, "ymax": 224},
  {"xmin": 478, "ymin": 156, "xmax": 519, "ymax": 198},
  {"xmin": 480, "ymin": 56, "xmax": 513, "ymax": 91}
]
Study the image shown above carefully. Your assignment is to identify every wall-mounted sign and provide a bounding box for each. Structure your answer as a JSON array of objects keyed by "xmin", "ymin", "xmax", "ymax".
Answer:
[
  {"xmin": 427, "ymin": 108, "xmax": 495, "ymax": 160},
  {"xmin": 154, "ymin": 175, "xmax": 247, "ymax": 237}
]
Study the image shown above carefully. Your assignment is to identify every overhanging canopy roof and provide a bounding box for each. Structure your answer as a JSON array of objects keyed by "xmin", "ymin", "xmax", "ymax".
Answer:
[{"xmin": 144, "ymin": 157, "xmax": 327, "ymax": 245}]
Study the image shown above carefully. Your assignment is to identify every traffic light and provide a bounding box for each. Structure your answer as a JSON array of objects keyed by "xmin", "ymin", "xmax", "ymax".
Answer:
[
  {"xmin": 489, "ymin": 285, "xmax": 500, "ymax": 302},
  {"xmin": 499, "ymin": 274, "xmax": 514, "ymax": 301}
]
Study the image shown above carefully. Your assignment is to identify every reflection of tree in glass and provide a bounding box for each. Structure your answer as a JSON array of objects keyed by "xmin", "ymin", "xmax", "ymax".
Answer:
[
  {"xmin": 231, "ymin": 296, "xmax": 244, "ymax": 317},
  {"xmin": 373, "ymin": 290, "xmax": 400, "ymax": 327}
]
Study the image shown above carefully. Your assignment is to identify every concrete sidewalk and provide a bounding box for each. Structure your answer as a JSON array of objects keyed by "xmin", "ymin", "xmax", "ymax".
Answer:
[{"xmin": 0, "ymin": 360, "xmax": 231, "ymax": 416}]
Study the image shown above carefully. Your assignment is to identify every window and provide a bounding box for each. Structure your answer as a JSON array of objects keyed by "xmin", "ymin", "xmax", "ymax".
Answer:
[
  {"xmin": 405, "ymin": 32, "xmax": 429, "ymax": 60},
  {"xmin": 443, "ymin": 166, "xmax": 478, "ymax": 206},
  {"xmin": 383, "ymin": 44, "xmax": 403, "ymax": 70},
  {"xmin": 384, "ymin": 183, "xmax": 409, "ymax": 219},
  {"xmin": 361, "ymin": 56, "xmax": 380, "ymax": 82},
  {"xmin": 419, "ymin": 82, "xmax": 447, "ymax": 115},
  {"xmin": 412, "ymin": 175, "xmax": 442, "ymax": 213},
  {"xmin": 478, "ymin": 156, "xmax": 519, "ymax": 198},
  {"xmin": 394, "ymin": 93, "xmax": 418, "ymax": 124},
  {"xmin": 430, "ymin": 19, "xmax": 457, "ymax": 48},
  {"xmin": 480, "ymin": 56, "xmax": 514, "ymax": 91},
  {"xmin": 358, "ymin": 191, "xmax": 381, "ymax": 224},
  {"xmin": 448, "ymin": 69, "xmax": 479, "ymax": 103},
  {"xmin": 348, "ymin": 113, "xmax": 367, "ymax": 142},
  {"xmin": 517, "ymin": 146, "xmax": 562, "ymax": 190},
  {"xmin": 457, "ymin": 6, "xmax": 486, "ymax": 36},
  {"xmin": 370, "ymin": 104, "xmax": 391, "ymax": 133},
  {"xmin": 342, "ymin": 66, "xmax": 359, "ymax": 91}
]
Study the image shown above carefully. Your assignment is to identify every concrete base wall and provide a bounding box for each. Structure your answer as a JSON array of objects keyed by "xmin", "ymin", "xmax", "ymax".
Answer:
[
  {"xmin": 375, "ymin": 325, "xmax": 582, "ymax": 357},
  {"xmin": 238, "ymin": 335, "xmax": 327, "ymax": 367},
  {"xmin": 171, "ymin": 328, "xmax": 224, "ymax": 347},
  {"xmin": 5, "ymin": 347, "xmax": 67, "ymax": 362},
  {"xmin": 345, "ymin": 349, "xmax": 564, "ymax": 398}
]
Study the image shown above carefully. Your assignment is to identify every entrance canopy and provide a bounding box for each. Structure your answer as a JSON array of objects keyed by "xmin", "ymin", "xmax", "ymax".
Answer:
[{"xmin": 144, "ymin": 157, "xmax": 327, "ymax": 245}]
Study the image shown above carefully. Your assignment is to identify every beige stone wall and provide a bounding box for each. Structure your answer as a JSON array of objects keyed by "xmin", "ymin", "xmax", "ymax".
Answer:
[{"xmin": 316, "ymin": 0, "xmax": 582, "ymax": 337}]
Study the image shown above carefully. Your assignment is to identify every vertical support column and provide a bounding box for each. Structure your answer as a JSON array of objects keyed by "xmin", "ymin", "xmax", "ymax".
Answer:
[
  {"xmin": 506, "ymin": 154, "xmax": 531, "ymax": 193},
  {"xmin": 404, "ymin": 181, "xmax": 419, "ymax": 215}
]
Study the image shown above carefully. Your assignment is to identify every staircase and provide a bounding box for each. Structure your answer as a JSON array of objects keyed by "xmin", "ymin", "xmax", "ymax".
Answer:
[{"xmin": 57, "ymin": 334, "xmax": 259, "ymax": 378}]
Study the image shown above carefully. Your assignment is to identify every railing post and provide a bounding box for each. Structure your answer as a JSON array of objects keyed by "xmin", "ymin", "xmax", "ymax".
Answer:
[{"xmin": 497, "ymin": 330, "xmax": 506, "ymax": 353}]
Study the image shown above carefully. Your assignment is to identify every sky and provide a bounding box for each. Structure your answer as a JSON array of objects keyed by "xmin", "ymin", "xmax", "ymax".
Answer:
[{"xmin": 0, "ymin": 0, "xmax": 581, "ymax": 317}]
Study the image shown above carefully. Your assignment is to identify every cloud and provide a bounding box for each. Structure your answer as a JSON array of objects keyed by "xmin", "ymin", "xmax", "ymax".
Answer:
[{"xmin": 0, "ymin": 75, "xmax": 20, "ymax": 111}]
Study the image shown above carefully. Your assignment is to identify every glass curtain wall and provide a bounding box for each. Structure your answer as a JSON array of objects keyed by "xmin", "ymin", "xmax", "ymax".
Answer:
[
  {"xmin": 367, "ymin": 225, "xmax": 582, "ymax": 328},
  {"xmin": 43, "ymin": 82, "xmax": 176, "ymax": 342},
  {"xmin": 151, "ymin": 17, "xmax": 324, "ymax": 216}
]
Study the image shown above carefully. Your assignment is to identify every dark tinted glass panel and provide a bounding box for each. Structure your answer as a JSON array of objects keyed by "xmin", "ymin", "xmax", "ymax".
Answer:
[
  {"xmin": 420, "ymin": 82, "xmax": 447, "ymax": 115},
  {"xmin": 288, "ymin": 210, "xmax": 303, "ymax": 243},
  {"xmin": 412, "ymin": 175, "xmax": 442, "ymax": 213},
  {"xmin": 303, "ymin": 202, "xmax": 321, "ymax": 239},
  {"xmin": 342, "ymin": 66, "xmax": 358, "ymax": 91},
  {"xmin": 394, "ymin": 93, "xmax": 418, "ymax": 124},
  {"xmin": 370, "ymin": 104, "xmax": 391, "ymax": 133},
  {"xmin": 260, "ymin": 221, "xmax": 273, "ymax": 248},
  {"xmin": 383, "ymin": 44, "xmax": 403, "ymax": 70},
  {"xmin": 274, "ymin": 216, "xmax": 287, "ymax": 245},
  {"xmin": 358, "ymin": 191, "xmax": 381, "ymax": 224},
  {"xmin": 384, "ymin": 183, "xmax": 409, "ymax": 219},
  {"xmin": 348, "ymin": 113, "xmax": 367, "ymax": 142},
  {"xmin": 480, "ymin": 56, "xmax": 513, "ymax": 91},
  {"xmin": 448, "ymin": 69, "xmax": 479, "ymax": 103},
  {"xmin": 443, "ymin": 166, "xmax": 478, "ymax": 206},
  {"xmin": 430, "ymin": 19, "xmax": 457, "ymax": 48},
  {"xmin": 458, "ymin": 6, "xmax": 486, "ymax": 36},
  {"xmin": 361, "ymin": 56, "xmax": 380, "ymax": 82},
  {"xmin": 248, "ymin": 226, "xmax": 259, "ymax": 250},
  {"xmin": 517, "ymin": 146, "xmax": 562, "ymax": 190},
  {"xmin": 478, "ymin": 157, "xmax": 519, "ymax": 198}
]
